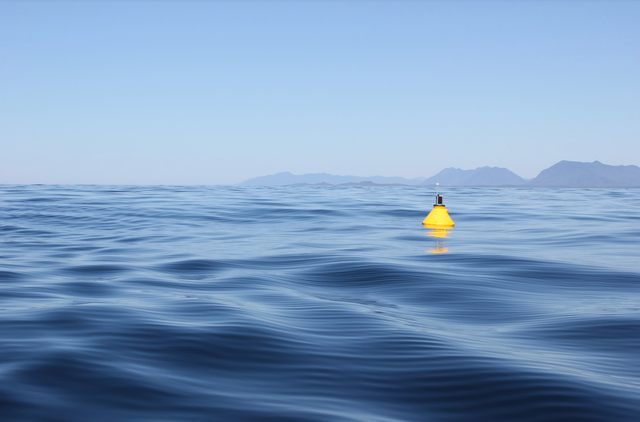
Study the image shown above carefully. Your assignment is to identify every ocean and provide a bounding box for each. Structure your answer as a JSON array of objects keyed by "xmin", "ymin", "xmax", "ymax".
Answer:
[{"xmin": 1, "ymin": 185, "xmax": 639, "ymax": 421}]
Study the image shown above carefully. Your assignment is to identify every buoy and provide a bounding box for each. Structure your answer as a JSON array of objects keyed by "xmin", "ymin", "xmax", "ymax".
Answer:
[{"xmin": 422, "ymin": 184, "xmax": 454, "ymax": 228}]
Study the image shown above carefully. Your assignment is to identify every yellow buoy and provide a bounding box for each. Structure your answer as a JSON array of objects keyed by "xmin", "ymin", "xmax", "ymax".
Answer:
[{"xmin": 422, "ymin": 188, "xmax": 454, "ymax": 228}]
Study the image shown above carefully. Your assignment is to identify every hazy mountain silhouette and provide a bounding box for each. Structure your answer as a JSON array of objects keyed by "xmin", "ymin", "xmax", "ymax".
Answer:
[
  {"xmin": 528, "ymin": 161, "xmax": 640, "ymax": 187},
  {"xmin": 421, "ymin": 167, "xmax": 526, "ymax": 186},
  {"xmin": 240, "ymin": 172, "xmax": 425, "ymax": 186},
  {"xmin": 241, "ymin": 161, "xmax": 640, "ymax": 188}
]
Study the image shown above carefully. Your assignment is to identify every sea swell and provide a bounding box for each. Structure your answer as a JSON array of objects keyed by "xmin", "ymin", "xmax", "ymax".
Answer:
[{"xmin": 1, "ymin": 185, "xmax": 639, "ymax": 421}]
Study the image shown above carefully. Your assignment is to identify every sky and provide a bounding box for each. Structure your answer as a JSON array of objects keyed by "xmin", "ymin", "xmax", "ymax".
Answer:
[{"xmin": 1, "ymin": 1, "xmax": 638, "ymax": 185}]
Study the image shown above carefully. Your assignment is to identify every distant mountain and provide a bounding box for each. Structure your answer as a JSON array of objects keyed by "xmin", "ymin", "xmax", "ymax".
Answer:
[
  {"xmin": 528, "ymin": 161, "xmax": 640, "ymax": 187},
  {"xmin": 240, "ymin": 172, "xmax": 425, "ymax": 186},
  {"xmin": 240, "ymin": 161, "xmax": 640, "ymax": 188},
  {"xmin": 421, "ymin": 166, "xmax": 526, "ymax": 186}
]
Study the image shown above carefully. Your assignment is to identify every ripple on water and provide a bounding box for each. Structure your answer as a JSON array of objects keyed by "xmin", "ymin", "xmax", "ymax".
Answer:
[{"xmin": 0, "ymin": 185, "xmax": 639, "ymax": 421}]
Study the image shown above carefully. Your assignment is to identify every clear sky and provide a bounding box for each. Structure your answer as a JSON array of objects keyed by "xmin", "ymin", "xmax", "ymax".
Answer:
[{"xmin": 1, "ymin": 1, "xmax": 638, "ymax": 184}]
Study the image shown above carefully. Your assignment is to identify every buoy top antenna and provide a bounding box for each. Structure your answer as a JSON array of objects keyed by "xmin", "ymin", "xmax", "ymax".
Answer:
[{"xmin": 434, "ymin": 183, "xmax": 444, "ymax": 207}]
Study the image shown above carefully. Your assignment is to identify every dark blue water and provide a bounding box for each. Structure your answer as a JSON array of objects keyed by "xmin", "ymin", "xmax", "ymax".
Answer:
[{"xmin": 1, "ymin": 185, "xmax": 639, "ymax": 422}]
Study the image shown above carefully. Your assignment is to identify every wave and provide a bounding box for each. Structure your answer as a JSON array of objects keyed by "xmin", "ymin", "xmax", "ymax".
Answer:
[{"xmin": 1, "ymin": 185, "xmax": 639, "ymax": 421}]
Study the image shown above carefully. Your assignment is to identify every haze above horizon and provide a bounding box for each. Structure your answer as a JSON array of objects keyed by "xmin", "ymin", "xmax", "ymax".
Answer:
[{"xmin": 1, "ymin": 1, "xmax": 638, "ymax": 185}]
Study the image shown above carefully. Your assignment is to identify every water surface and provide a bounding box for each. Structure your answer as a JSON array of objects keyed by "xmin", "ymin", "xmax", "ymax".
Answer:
[{"xmin": 1, "ymin": 185, "xmax": 639, "ymax": 421}]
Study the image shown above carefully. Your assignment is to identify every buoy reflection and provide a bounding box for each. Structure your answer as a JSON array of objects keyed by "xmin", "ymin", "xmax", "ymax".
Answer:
[
  {"xmin": 427, "ymin": 229, "xmax": 449, "ymax": 238},
  {"xmin": 425, "ymin": 226, "xmax": 450, "ymax": 254},
  {"xmin": 428, "ymin": 245, "xmax": 449, "ymax": 254}
]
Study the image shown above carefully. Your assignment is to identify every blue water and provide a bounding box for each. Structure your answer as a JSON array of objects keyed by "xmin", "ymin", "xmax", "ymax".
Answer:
[{"xmin": 1, "ymin": 185, "xmax": 639, "ymax": 422}]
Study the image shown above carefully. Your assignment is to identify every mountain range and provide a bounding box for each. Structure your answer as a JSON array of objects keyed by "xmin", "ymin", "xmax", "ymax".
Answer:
[
  {"xmin": 240, "ymin": 161, "xmax": 640, "ymax": 188},
  {"xmin": 420, "ymin": 167, "xmax": 525, "ymax": 186},
  {"xmin": 528, "ymin": 160, "xmax": 640, "ymax": 188}
]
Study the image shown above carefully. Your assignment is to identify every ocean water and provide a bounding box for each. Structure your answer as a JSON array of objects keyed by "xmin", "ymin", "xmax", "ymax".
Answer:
[{"xmin": 1, "ymin": 185, "xmax": 639, "ymax": 422}]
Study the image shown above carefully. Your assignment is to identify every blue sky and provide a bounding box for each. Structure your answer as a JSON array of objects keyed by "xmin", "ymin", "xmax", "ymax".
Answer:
[{"xmin": 1, "ymin": 1, "xmax": 638, "ymax": 184}]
